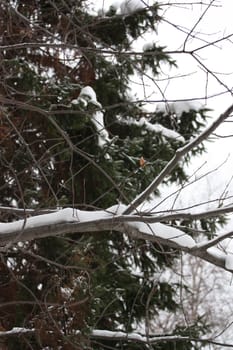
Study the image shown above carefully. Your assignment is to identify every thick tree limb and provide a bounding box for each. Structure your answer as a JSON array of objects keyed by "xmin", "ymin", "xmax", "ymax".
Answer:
[
  {"xmin": 123, "ymin": 104, "xmax": 233, "ymax": 214},
  {"xmin": 2, "ymin": 202, "xmax": 233, "ymax": 221},
  {"xmin": 0, "ymin": 206, "xmax": 232, "ymax": 272},
  {"xmin": 0, "ymin": 327, "xmax": 35, "ymax": 338},
  {"xmin": 1, "ymin": 327, "xmax": 233, "ymax": 347}
]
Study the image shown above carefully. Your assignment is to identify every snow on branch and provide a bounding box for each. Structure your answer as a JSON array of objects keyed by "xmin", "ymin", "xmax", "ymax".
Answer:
[
  {"xmin": 1, "ymin": 327, "xmax": 232, "ymax": 347},
  {"xmin": 0, "ymin": 326, "xmax": 193, "ymax": 343},
  {"xmin": 119, "ymin": 116, "xmax": 185, "ymax": 142},
  {"xmin": 72, "ymin": 86, "xmax": 110, "ymax": 147},
  {"xmin": 0, "ymin": 327, "xmax": 35, "ymax": 338},
  {"xmin": 155, "ymin": 100, "xmax": 203, "ymax": 117},
  {"xmin": 89, "ymin": 329, "xmax": 233, "ymax": 347},
  {"xmin": 90, "ymin": 329, "xmax": 191, "ymax": 343},
  {"xmin": 1, "ymin": 202, "xmax": 233, "ymax": 272}
]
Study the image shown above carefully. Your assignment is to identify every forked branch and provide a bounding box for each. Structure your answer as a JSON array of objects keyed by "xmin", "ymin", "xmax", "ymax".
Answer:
[{"xmin": 123, "ymin": 104, "xmax": 233, "ymax": 214}]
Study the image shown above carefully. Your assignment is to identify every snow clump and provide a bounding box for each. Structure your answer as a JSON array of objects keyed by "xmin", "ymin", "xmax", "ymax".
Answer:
[
  {"xmin": 97, "ymin": 0, "xmax": 147, "ymax": 17},
  {"xmin": 156, "ymin": 101, "xmax": 204, "ymax": 117},
  {"xmin": 118, "ymin": 116, "xmax": 185, "ymax": 142},
  {"xmin": 120, "ymin": 0, "xmax": 146, "ymax": 15},
  {"xmin": 72, "ymin": 86, "xmax": 110, "ymax": 148},
  {"xmin": 72, "ymin": 86, "xmax": 101, "ymax": 108},
  {"xmin": 143, "ymin": 41, "xmax": 156, "ymax": 51}
]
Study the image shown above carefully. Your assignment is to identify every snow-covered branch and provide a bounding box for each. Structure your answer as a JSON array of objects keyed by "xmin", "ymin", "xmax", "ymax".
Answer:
[
  {"xmin": 90, "ymin": 329, "xmax": 191, "ymax": 344},
  {"xmin": 0, "ymin": 327, "xmax": 35, "ymax": 338},
  {"xmin": 1, "ymin": 327, "xmax": 233, "ymax": 347},
  {"xmin": 1, "ymin": 204, "xmax": 233, "ymax": 272},
  {"xmin": 90, "ymin": 329, "xmax": 233, "ymax": 347},
  {"xmin": 119, "ymin": 116, "xmax": 185, "ymax": 142}
]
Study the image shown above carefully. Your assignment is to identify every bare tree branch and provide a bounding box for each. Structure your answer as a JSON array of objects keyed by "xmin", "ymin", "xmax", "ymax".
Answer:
[
  {"xmin": 195, "ymin": 230, "xmax": 233, "ymax": 251},
  {"xmin": 0, "ymin": 206, "xmax": 56, "ymax": 216},
  {"xmin": 142, "ymin": 204, "xmax": 233, "ymax": 221},
  {"xmin": 123, "ymin": 103, "xmax": 233, "ymax": 215},
  {"xmin": 183, "ymin": 0, "xmax": 215, "ymax": 51}
]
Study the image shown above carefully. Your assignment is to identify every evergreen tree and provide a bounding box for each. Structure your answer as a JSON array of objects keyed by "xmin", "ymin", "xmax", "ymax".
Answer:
[{"xmin": 0, "ymin": 1, "xmax": 218, "ymax": 349}]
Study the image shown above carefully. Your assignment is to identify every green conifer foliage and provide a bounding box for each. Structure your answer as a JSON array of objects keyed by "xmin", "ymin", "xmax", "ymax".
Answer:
[{"xmin": 0, "ymin": 1, "xmax": 214, "ymax": 349}]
